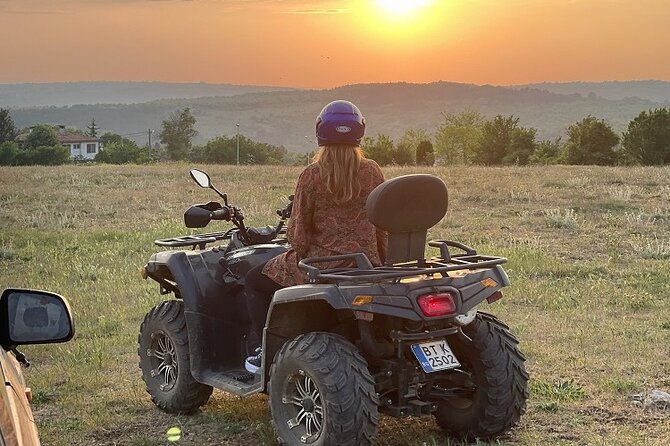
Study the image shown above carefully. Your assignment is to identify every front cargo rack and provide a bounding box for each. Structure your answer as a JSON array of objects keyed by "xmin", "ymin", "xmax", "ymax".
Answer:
[
  {"xmin": 154, "ymin": 230, "xmax": 234, "ymax": 248},
  {"xmin": 298, "ymin": 240, "xmax": 507, "ymax": 284}
]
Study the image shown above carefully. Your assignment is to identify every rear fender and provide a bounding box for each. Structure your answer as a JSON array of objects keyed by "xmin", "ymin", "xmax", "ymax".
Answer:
[
  {"xmin": 448, "ymin": 265, "xmax": 510, "ymax": 312},
  {"xmin": 262, "ymin": 285, "xmax": 352, "ymax": 386}
]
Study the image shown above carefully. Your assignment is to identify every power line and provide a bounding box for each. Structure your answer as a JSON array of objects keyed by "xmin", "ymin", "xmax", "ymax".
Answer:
[{"xmin": 119, "ymin": 131, "xmax": 148, "ymax": 137}]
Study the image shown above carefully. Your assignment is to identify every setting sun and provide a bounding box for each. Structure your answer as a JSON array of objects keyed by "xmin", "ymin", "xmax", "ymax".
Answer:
[
  {"xmin": 350, "ymin": 0, "xmax": 457, "ymax": 52},
  {"xmin": 375, "ymin": 0, "xmax": 435, "ymax": 17}
]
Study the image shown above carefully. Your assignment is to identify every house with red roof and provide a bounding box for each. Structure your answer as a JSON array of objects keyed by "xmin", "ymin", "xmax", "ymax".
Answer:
[{"xmin": 16, "ymin": 125, "xmax": 103, "ymax": 160}]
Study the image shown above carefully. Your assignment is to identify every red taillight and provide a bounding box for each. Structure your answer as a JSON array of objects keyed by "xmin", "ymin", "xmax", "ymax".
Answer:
[{"xmin": 417, "ymin": 293, "xmax": 456, "ymax": 317}]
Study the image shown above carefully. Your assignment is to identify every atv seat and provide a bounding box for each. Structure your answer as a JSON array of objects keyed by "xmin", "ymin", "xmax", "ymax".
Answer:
[{"xmin": 366, "ymin": 174, "xmax": 448, "ymax": 265}]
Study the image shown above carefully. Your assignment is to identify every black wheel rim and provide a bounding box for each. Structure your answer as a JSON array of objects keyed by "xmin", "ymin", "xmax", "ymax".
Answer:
[
  {"xmin": 281, "ymin": 369, "xmax": 324, "ymax": 444},
  {"xmin": 147, "ymin": 330, "xmax": 178, "ymax": 392}
]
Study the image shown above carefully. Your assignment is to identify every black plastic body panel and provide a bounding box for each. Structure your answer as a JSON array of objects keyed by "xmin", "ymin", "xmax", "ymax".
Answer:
[
  {"xmin": 268, "ymin": 265, "xmax": 507, "ymax": 323},
  {"xmin": 144, "ymin": 244, "xmax": 286, "ymax": 386},
  {"xmin": 223, "ymin": 244, "xmax": 288, "ymax": 286}
]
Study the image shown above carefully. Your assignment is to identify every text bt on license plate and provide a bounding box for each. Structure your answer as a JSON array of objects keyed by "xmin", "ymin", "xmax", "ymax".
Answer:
[{"xmin": 411, "ymin": 339, "xmax": 461, "ymax": 373}]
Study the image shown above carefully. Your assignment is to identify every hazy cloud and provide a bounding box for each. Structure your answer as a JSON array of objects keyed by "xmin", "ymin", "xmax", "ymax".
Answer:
[
  {"xmin": 0, "ymin": 10, "xmax": 65, "ymax": 14},
  {"xmin": 281, "ymin": 8, "xmax": 348, "ymax": 14}
]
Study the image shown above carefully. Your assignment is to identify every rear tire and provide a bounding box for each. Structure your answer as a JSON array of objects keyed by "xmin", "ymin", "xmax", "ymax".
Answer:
[
  {"xmin": 138, "ymin": 300, "xmax": 213, "ymax": 413},
  {"xmin": 434, "ymin": 312, "xmax": 528, "ymax": 440},
  {"xmin": 269, "ymin": 332, "xmax": 379, "ymax": 445}
]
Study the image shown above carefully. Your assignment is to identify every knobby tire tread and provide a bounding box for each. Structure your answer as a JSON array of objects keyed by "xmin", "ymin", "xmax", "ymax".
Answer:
[
  {"xmin": 435, "ymin": 311, "xmax": 528, "ymax": 440},
  {"xmin": 269, "ymin": 332, "xmax": 379, "ymax": 446},
  {"xmin": 138, "ymin": 300, "xmax": 212, "ymax": 414}
]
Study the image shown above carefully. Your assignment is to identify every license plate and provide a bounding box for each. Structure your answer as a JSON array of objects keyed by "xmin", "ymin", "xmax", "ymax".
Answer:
[{"xmin": 411, "ymin": 339, "xmax": 461, "ymax": 373}]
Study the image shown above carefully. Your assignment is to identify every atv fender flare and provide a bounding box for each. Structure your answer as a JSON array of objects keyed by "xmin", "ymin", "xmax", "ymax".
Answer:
[
  {"xmin": 262, "ymin": 284, "xmax": 351, "ymax": 385},
  {"xmin": 146, "ymin": 250, "xmax": 245, "ymax": 385}
]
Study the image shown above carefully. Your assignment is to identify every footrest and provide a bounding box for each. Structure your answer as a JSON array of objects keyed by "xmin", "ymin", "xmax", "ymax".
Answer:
[{"xmin": 225, "ymin": 370, "xmax": 255, "ymax": 382}]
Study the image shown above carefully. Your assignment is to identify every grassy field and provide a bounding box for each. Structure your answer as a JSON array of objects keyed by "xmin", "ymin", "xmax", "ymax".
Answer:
[{"xmin": 1, "ymin": 163, "xmax": 669, "ymax": 446}]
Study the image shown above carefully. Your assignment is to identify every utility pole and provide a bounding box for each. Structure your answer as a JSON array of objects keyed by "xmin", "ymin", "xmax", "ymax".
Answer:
[
  {"xmin": 304, "ymin": 136, "xmax": 315, "ymax": 166},
  {"xmin": 148, "ymin": 129, "xmax": 152, "ymax": 148},
  {"xmin": 236, "ymin": 122, "xmax": 240, "ymax": 166}
]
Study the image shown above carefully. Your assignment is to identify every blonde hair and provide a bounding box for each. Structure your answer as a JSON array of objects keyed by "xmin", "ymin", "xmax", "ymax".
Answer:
[{"xmin": 312, "ymin": 145, "xmax": 363, "ymax": 204}]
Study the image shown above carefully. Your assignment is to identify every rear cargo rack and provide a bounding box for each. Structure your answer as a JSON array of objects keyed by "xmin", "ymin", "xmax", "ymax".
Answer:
[{"xmin": 298, "ymin": 240, "xmax": 507, "ymax": 284}]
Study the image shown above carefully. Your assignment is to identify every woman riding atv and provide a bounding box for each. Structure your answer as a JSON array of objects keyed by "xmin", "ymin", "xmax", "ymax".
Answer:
[{"xmin": 244, "ymin": 100, "xmax": 387, "ymax": 373}]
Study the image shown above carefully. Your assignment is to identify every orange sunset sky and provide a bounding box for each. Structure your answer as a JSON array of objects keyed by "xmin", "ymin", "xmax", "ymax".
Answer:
[{"xmin": 1, "ymin": 0, "xmax": 668, "ymax": 88}]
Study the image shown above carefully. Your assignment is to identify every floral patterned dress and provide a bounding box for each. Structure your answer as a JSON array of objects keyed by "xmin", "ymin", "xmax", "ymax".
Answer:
[{"xmin": 262, "ymin": 158, "xmax": 387, "ymax": 286}]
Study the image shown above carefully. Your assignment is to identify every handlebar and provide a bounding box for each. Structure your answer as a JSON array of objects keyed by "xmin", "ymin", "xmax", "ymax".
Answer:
[
  {"xmin": 276, "ymin": 194, "xmax": 294, "ymax": 219},
  {"xmin": 211, "ymin": 207, "xmax": 231, "ymax": 221}
]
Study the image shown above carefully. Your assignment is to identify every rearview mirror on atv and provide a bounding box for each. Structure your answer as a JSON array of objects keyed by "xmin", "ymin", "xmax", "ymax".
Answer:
[{"xmin": 190, "ymin": 169, "xmax": 211, "ymax": 189}]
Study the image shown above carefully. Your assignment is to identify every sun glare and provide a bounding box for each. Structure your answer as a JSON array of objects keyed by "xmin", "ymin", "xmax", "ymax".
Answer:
[
  {"xmin": 350, "ymin": 0, "xmax": 453, "ymax": 49},
  {"xmin": 375, "ymin": 0, "xmax": 434, "ymax": 17}
]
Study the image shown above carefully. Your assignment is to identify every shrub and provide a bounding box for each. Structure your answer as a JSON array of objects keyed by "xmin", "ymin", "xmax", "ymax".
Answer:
[
  {"xmin": 563, "ymin": 116, "xmax": 619, "ymax": 165},
  {"xmin": 95, "ymin": 142, "xmax": 150, "ymax": 164},
  {"xmin": 621, "ymin": 108, "xmax": 670, "ymax": 165},
  {"xmin": 16, "ymin": 145, "xmax": 70, "ymax": 166},
  {"xmin": 0, "ymin": 141, "xmax": 19, "ymax": 165}
]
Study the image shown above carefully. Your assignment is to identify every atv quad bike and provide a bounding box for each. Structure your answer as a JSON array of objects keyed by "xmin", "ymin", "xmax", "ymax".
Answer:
[{"xmin": 138, "ymin": 169, "xmax": 528, "ymax": 445}]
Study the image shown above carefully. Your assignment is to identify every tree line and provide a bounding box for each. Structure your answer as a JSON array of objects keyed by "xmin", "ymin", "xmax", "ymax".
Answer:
[
  {"xmin": 2, "ymin": 106, "xmax": 669, "ymax": 166},
  {"xmin": 0, "ymin": 111, "xmax": 71, "ymax": 166},
  {"xmin": 363, "ymin": 109, "xmax": 670, "ymax": 166},
  {"xmin": 0, "ymin": 107, "xmax": 289, "ymax": 166}
]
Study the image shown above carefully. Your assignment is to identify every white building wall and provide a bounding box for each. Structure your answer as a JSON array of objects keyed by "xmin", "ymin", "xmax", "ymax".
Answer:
[
  {"xmin": 68, "ymin": 141, "xmax": 100, "ymax": 160},
  {"xmin": 69, "ymin": 144, "xmax": 82, "ymax": 158}
]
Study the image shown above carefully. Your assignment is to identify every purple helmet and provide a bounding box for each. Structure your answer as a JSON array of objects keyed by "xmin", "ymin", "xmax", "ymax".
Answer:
[{"xmin": 315, "ymin": 100, "xmax": 366, "ymax": 146}]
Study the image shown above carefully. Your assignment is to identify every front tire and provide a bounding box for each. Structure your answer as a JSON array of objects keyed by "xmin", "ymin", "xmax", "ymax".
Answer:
[
  {"xmin": 138, "ymin": 300, "xmax": 213, "ymax": 413},
  {"xmin": 434, "ymin": 312, "xmax": 529, "ymax": 440},
  {"xmin": 269, "ymin": 332, "xmax": 379, "ymax": 445}
]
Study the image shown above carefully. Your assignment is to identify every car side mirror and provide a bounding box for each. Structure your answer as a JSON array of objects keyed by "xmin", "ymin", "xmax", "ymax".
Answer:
[
  {"xmin": 190, "ymin": 169, "xmax": 211, "ymax": 189},
  {"xmin": 0, "ymin": 289, "xmax": 74, "ymax": 345}
]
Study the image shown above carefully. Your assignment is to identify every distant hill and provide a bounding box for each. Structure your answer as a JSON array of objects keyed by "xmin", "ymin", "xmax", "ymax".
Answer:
[
  {"xmin": 9, "ymin": 81, "xmax": 670, "ymax": 151},
  {"xmin": 512, "ymin": 80, "xmax": 670, "ymax": 103},
  {"xmin": 0, "ymin": 81, "xmax": 295, "ymax": 107}
]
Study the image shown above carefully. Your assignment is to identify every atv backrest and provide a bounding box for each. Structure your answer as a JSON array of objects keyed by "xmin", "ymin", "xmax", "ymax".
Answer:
[{"xmin": 366, "ymin": 174, "xmax": 448, "ymax": 264}]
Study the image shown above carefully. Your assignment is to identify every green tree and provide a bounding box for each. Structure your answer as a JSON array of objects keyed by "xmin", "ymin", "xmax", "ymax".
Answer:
[
  {"xmin": 503, "ymin": 126, "xmax": 537, "ymax": 165},
  {"xmin": 621, "ymin": 108, "xmax": 670, "ymax": 165},
  {"xmin": 361, "ymin": 134, "xmax": 394, "ymax": 166},
  {"xmin": 529, "ymin": 138, "xmax": 563, "ymax": 165},
  {"xmin": 87, "ymin": 118, "xmax": 99, "ymax": 137},
  {"xmin": 0, "ymin": 141, "xmax": 19, "ymax": 165},
  {"xmin": 435, "ymin": 111, "xmax": 484, "ymax": 165},
  {"xmin": 100, "ymin": 132, "xmax": 141, "ymax": 149},
  {"xmin": 204, "ymin": 135, "xmax": 237, "ymax": 164},
  {"xmin": 195, "ymin": 134, "xmax": 286, "ymax": 165},
  {"xmin": 160, "ymin": 108, "xmax": 197, "ymax": 161},
  {"xmin": 25, "ymin": 125, "xmax": 60, "ymax": 149},
  {"xmin": 394, "ymin": 128, "xmax": 428, "ymax": 166},
  {"xmin": 95, "ymin": 141, "xmax": 149, "ymax": 164},
  {"xmin": 101, "ymin": 131, "xmax": 123, "ymax": 147},
  {"xmin": 415, "ymin": 140, "xmax": 435, "ymax": 166},
  {"xmin": 254, "ymin": 141, "xmax": 287, "ymax": 165},
  {"xmin": 0, "ymin": 108, "xmax": 17, "ymax": 144},
  {"xmin": 564, "ymin": 116, "xmax": 620, "ymax": 165},
  {"xmin": 392, "ymin": 142, "xmax": 415, "ymax": 165},
  {"xmin": 398, "ymin": 128, "xmax": 430, "ymax": 154},
  {"xmin": 473, "ymin": 115, "xmax": 537, "ymax": 165}
]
